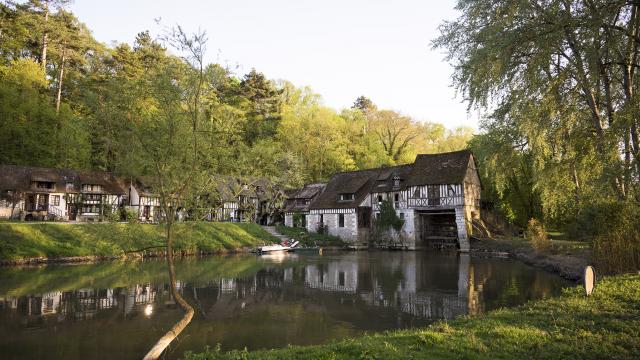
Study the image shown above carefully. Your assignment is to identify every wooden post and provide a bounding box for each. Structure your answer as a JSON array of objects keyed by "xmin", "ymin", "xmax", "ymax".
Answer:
[{"xmin": 584, "ymin": 266, "xmax": 596, "ymax": 296}]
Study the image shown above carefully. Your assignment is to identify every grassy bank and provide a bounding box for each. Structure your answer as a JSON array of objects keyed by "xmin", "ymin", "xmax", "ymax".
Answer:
[
  {"xmin": 184, "ymin": 274, "xmax": 640, "ymax": 360},
  {"xmin": 275, "ymin": 225, "xmax": 345, "ymax": 247},
  {"xmin": 0, "ymin": 222, "xmax": 278, "ymax": 262}
]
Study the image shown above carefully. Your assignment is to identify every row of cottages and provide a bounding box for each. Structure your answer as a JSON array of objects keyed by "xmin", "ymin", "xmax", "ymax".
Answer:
[
  {"xmin": 297, "ymin": 150, "xmax": 481, "ymax": 252},
  {"xmin": 209, "ymin": 177, "xmax": 282, "ymax": 224},
  {"xmin": 0, "ymin": 164, "xmax": 137, "ymax": 222},
  {"xmin": 0, "ymin": 165, "xmax": 282, "ymax": 224},
  {"xmin": 283, "ymin": 183, "xmax": 326, "ymax": 228}
]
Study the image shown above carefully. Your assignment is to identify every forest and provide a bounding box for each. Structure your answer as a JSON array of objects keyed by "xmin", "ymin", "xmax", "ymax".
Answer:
[{"xmin": 1, "ymin": 0, "xmax": 639, "ymax": 246}]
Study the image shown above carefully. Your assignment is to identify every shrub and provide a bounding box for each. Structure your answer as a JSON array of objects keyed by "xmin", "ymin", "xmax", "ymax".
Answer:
[
  {"xmin": 376, "ymin": 199, "xmax": 404, "ymax": 232},
  {"xmin": 590, "ymin": 201, "xmax": 640, "ymax": 274},
  {"xmin": 526, "ymin": 218, "xmax": 550, "ymax": 252}
]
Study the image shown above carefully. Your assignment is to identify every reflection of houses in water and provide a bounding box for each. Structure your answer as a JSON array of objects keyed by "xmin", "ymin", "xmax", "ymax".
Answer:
[
  {"xmin": 304, "ymin": 260, "xmax": 358, "ymax": 294},
  {"xmin": 356, "ymin": 253, "xmax": 474, "ymax": 320}
]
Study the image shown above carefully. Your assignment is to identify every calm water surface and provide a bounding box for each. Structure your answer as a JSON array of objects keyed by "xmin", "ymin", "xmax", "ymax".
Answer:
[{"xmin": 0, "ymin": 251, "xmax": 570, "ymax": 359}]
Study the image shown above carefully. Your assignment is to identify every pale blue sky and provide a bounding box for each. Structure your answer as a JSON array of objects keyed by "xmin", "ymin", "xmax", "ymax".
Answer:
[{"xmin": 70, "ymin": 0, "xmax": 478, "ymax": 129}]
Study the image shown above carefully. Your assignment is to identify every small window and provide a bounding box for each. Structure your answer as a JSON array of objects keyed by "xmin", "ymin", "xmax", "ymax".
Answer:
[
  {"xmin": 377, "ymin": 195, "xmax": 383, "ymax": 204},
  {"xmin": 338, "ymin": 213, "xmax": 345, "ymax": 227},
  {"xmin": 394, "ymin": 193, "xmax": 399, "ymax": 202},
  {"xmin": 393, "ymin": 176, "xmax": 400, "ymax": 187},
  {"xmin": 399, "ymin": 212, "xmax": 405, "ymax": 220},
  {"xmin": 319, "ymin": 214, "xmax": 324, "ymax": 223},
  {"xmin": 338, "ymin": 193, "xmax": 354, "ymax": 201},
  {"xmin": 375, "ymin": 212, "xmax": 380, "ymax": 219},
  {"xmin": 339, "ymin": 272, "xmax": 345, "ymax": 286},
  {"xmin": 65, "ymin": 182, "xmax": 74, "ymax": 191},
  {"xmin": 52, "ymin": 195, "xmax": 60, "ymax": 206}
]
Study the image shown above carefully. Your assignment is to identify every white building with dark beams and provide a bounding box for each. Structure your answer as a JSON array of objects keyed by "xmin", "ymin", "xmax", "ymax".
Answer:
[{"xmin": 304, "ymin": 150, "xmax": 481, "ymax": 251}]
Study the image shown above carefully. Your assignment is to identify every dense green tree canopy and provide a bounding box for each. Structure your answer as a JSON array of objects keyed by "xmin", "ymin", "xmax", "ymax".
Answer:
[{"xmin": 0, "ymin": 1, "xmax": 471, "ymax": 190}]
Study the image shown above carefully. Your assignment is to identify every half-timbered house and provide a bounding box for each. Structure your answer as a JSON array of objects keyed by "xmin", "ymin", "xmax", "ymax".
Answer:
[
  {"xmin": 283, "ymin": 183, "xmax": 326, "ymax": 228},
  {"xmin": 0, "ymin": 165, "xmax": 127, "ymax": 221},
  {"xmin": 305, "ymin": 150, "xmax": 481, "ymax": 251}
]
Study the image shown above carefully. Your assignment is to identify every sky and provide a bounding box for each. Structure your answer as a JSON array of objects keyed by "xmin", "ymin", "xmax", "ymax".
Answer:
[{"xmin": 69, "ymin": 0, "xmax": 478, "ymax": 130}]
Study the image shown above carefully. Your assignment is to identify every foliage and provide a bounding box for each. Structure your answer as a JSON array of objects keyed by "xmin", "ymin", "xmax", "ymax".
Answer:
[
  {"xmin": 376, "ymin": 199, "xmax": 404, "ymax": 232},
  {"xmin": 585, "ymin": 201, "xmax": 640, "ymax": 274},
  {"xmin": 184, "ymin": 274, "xmax": 640, "ymax": 360},
  {"xmin": 0, "ymin": 222, "xmax": 277, "ymax": 261},
  {"xmin": 435, "ymin": 0, "xmax": 640, "ymax": 231},
  {"xmin": 275, "ymin": 225, "xmax": 345, "ymax": 247},
  {"xmin": 292, "ymin": 213, "xmax": 305, "ymax": 228},
  {"xmin": 0, "ymin": 1, "xmax": 471, "ymax": 190},
  {"xmin": 525, "ymin": 218, "xmax": 550, "ymax": 253}
]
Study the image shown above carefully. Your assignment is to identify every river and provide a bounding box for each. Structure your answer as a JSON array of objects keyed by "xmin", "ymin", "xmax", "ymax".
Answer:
[{"xmin": 0, "ymin": 251, "xmax": 570, "ymax": 359}]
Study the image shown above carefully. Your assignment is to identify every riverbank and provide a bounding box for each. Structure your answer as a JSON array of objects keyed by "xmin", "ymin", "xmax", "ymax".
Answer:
[
  {"xmin": 183, "ymin": 274, "xmax": 639, "ymax": 360},
  {"xmin": 0, "ymin": 222, "xmax": 278, "ymax": 265},
  {"xmin": 471, "ymin": 236, "xmax": 591, "ymax": 281}
]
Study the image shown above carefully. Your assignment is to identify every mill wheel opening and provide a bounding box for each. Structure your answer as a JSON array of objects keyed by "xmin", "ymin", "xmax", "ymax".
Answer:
[{"xmin": 417, "ymin": 210, "xmax": 458, "ymax": 249}]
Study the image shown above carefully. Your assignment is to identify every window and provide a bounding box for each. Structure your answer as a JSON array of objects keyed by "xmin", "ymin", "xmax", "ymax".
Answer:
[
  {"xmin": 52, "ymin": 195, "xmax": 60, "ymax": 206},
  {"xmin": 339, "ymin": 272, "xmax": 345, "ymax": 286},
  {"xmin": 36, "ymin": 181, "xmax": 54, "ymax": 190},
  {"xmin": 399, "ymin": 212, "xmax": 405, "ymax": 220},
  {"xmin": 82, "ymin": 184, "xmax": 103, "ymax": 193},
  {"xmin": 393, "ymin": 176, "xmax": 401, "ymax": 187},
  {"xmin": 66, "ymin": 182, "xmax": 74, "ymax": 191},
  {"xmin": 338, "ymin": 193, "xmax": 354, "ymax": 201},
  {"xmin": 338, "ymin": 213, "xmax": 345, "ymax": 227},
  {"xmin": 394, "ymin": 193, "xmax": 399, "ymax": 202},
  {"xmin": 377, "ymin": 195, "xmax": 383, "ymax": 204}
]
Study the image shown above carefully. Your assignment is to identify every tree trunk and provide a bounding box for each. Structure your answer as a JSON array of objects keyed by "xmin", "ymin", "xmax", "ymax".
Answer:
[
  {"xmin": 143, "ymin": 219, "xmax": 194, "ymax": 360},
  {"xmin": 56, "ymin": 48, "xmax": 65, "ymax": 114},
  {"xmin": 41, "ymin": 0, "xmax": 49, "ymax": 70}
]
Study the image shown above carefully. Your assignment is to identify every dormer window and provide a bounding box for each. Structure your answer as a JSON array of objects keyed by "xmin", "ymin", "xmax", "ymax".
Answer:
[
  {"xmin": 35, "ymin": 181, "xmax": 54, "ymax": 190},
  {"xmin": 338, "ymin": 193, "xmax": 354, "ymax": 202},
  {"xmin": 66, "ymin": 182, "xmax": 74, "ymax": 191},
  {"xmin": 82, "ymin": 184, "xmax": 103, "ymax": 193},
  {"xmin": 393, "ymin": 176, "xmax": 401, "ymax": 188}
]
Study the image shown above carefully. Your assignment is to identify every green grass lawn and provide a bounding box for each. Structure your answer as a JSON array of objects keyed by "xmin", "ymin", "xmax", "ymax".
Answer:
[
  {"xmin": 275, "ymin": 225, "xmax": 345, "ymax": 247},
  {"xmin": 183, "ymin": 274, "xmax": 640, "ymax": 359},
  {"xmin": 0, "ymin": 222, "xmax": 278, "ymax": 261}
]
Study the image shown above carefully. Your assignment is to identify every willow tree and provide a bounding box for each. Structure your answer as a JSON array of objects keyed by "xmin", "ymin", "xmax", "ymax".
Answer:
[{"xmin": 434, "ymin": 0, "xmax": 640, "ymax": 221}]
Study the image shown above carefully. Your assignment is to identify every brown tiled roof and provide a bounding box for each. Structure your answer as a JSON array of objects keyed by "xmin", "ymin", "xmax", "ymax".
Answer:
[
  {"xmin": 284, "ymin": 183, "xmax": 326, "ymax": 212},
  {"xmin": 308, "ymin": 150, "xmax": 476, "ymax": 210},
  {"xmin": 0, "ymin": 164, "xmax": 127, "ymax": 195},
  {"xmin": 405, "ymin": 150, "xmax": 473, "ymax": 186},
  {"xmin": 309, "ymin": 168, "xmax": 380, "ymax": 210}
]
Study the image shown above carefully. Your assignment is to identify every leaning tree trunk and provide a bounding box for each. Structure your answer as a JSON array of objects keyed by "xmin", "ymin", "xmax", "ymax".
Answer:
[{"xmin": 143, "ymin": 220, "xmax": 194, "ymax": 360}]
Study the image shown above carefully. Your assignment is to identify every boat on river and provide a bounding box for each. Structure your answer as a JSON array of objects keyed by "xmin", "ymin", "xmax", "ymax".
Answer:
[{"xmin": 256, "ymin": 241, "xmax": 299, "ymax": 254}]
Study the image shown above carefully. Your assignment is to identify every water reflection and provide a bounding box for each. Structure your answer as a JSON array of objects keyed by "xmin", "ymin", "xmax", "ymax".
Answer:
[{"xmin": 0, "ymin": 252, "xmax": 570, "ymax": 360}]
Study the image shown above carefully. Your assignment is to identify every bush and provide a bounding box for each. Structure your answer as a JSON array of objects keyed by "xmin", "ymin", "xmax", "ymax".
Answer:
[
  {"xmin": 590, "ymin": 201, "xmax": 640, "ymax": 274},
  {"xmin": 526, "ymin": 218, "xmax": 550, "ymax": 252},
  {"xmin": 376, "ymin": 199, "xmax": 403, "ymax": 232}
]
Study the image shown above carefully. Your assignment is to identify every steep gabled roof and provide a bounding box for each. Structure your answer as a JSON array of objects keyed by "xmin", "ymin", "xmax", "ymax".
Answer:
[
  {"xmin": 309, "ymin": 168, "xmax": 380, "ymax": 210},
  {"xmin": 405, "ymin": 150, "xmax": 473, "ymax": 186},
  {"xmin": 0, "ymin": 164, "xmax": 127, "ymax": 195},
  {"xmin": 307, "ymin": 150, "xmax": 477, "ymax": 210},
  {"xmin": 284, "ymin": 183, "xmax": 326, "ymax": 212}
]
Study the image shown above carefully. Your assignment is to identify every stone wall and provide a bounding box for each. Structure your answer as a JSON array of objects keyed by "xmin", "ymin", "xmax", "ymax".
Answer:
[
  {"xmin": 324, "ymin": 213, "xmax": 358, "ymax": 243},
  {"xmin": 455, "ymin": 207, "xmax": 470, "ymax": 252},
  {"xmin": 284, "ymin": 213, "xmax": 293, "ymax": 227}
]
